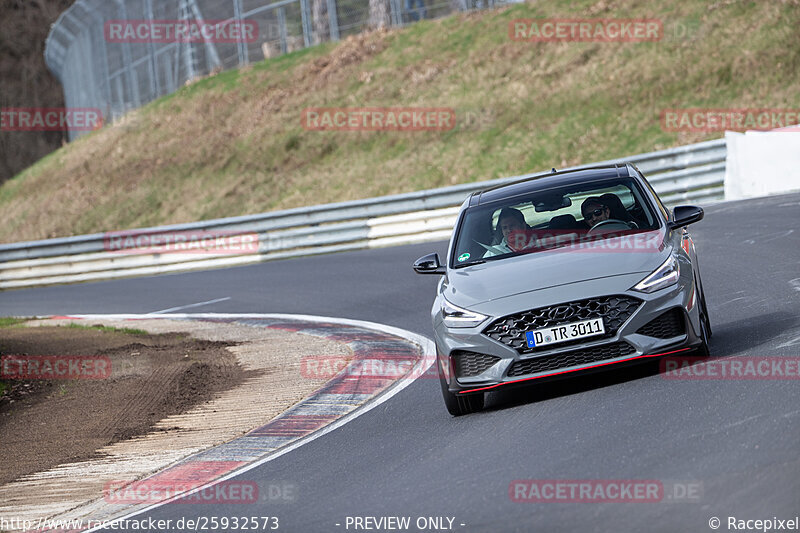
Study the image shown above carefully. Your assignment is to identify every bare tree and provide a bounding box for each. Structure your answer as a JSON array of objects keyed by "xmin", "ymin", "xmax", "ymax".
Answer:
[
  {"xmin": 312, "ymin": 0, "xmax": 329, "ymax": 44},
  {"xmin": 368, "ymin": 0, "xmax": 390, "ymax": 29}
]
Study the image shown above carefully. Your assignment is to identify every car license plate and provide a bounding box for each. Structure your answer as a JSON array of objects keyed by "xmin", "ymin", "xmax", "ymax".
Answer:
[{"xmin": 525, "ymin": 318, "xmax": 605, "ymax": 348}]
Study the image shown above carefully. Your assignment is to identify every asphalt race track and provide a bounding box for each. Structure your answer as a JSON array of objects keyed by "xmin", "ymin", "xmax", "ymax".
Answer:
[{"xmin": 2, "ymin": 192, "xmax": 799, "ymax": 533}]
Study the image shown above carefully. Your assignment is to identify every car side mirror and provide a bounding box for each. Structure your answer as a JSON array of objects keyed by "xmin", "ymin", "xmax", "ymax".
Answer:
[
  {"xmin": 669, "ymin": 205, "xmax": 704, "ymax": 229},
  {"xmin": 413, "ymin": 253, "xmax": 446, "ymax": 274}
]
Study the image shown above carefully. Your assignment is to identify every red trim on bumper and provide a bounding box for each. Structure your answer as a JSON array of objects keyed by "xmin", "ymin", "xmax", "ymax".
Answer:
[{"xmin": 457, "ymin": 347, "xmax": 693, "ymax": 394}]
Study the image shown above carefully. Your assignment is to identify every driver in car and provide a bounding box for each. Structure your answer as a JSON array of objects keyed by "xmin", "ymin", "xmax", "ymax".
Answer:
[
  {"xmin": 581, "ymin": 196, "xmax": 636, "ymax": 232},
  {"xmin": 580, "ymin": 197, "xmax": 612, "ymax": 228}
]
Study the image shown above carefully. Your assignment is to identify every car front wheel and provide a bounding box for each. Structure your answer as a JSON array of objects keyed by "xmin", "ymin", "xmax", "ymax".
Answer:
[
  {"xmin": 438, "ymin": 363, "xmax": 484, "ymax": 416},
  {"xmin": 695, "ymin": 275, "xmax": 712, "ymax": 357}
]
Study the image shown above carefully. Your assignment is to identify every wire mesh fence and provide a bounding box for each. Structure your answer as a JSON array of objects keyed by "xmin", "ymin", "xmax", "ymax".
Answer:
[{"xmin": 44, "ymin": 0, "xmax": 520, "ymax": 139}]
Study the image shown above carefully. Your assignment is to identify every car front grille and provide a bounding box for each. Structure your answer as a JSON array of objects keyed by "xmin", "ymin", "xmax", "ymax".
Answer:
[
  {"xmin": 453, "ymin": 350, "xmax": 501, "ymax": 378},
  {"xmin": 506, "ymin": 341, "xmax": 636, "ymax": 377},
  {"xmin": 483, "ymin": 295, "xmax": 642, "ymax": 354},
  {"xmin": 635, "ymin": 308, "xmax": 686, "ymax": 339}
]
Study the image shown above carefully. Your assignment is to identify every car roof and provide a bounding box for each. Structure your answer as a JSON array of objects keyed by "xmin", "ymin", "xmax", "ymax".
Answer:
[{"xmin": 470, "ymin": 164, "xmax": 635, "ymax": 206}]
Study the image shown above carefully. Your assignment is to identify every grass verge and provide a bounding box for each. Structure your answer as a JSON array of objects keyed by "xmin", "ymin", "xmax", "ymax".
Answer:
[
  {"xmin": 65, "ymin": 322, "xmax": 149, "ymax": 336},
  {"xmin": 0, "ymin": 317, "xmax": 29, "ymax": 328}
]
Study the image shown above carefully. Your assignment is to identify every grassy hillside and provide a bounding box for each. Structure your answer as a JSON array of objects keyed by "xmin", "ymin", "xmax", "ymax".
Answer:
[{"xmin": 2, "ymin": 0, "xmax": 798, "ymax": 242}]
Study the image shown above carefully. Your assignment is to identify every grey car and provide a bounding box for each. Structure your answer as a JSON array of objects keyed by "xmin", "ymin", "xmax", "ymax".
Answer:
[{"xmin": 414, "ymin": 164, "xmax": 712, "ymax": 416}]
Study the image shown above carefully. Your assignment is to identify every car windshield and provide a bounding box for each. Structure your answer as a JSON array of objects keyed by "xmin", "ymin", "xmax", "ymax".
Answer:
[{"xmin": 452, "ymin": 177, "xmax": 659, "ymax": 267}]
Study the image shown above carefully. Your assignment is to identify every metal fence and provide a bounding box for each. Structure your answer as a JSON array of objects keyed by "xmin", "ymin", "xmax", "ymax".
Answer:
[
  {"xmin": 0, "ymin": 138, "xmax": 726, "ymax": 289},
  {"xmin": 45, "ymin": 0, "xmax": 516, "ymax": 138}
]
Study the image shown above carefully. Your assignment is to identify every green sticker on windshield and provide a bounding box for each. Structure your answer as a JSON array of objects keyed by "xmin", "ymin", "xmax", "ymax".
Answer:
[{"xmin": 458, "ymin": 253, "xmax": 470, "ymax": 262}]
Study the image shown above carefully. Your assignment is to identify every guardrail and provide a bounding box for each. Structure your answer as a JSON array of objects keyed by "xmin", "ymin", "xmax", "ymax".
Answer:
[{"xmin": 0, "ymin": 138, "xmax": 726, "ymax": 289}]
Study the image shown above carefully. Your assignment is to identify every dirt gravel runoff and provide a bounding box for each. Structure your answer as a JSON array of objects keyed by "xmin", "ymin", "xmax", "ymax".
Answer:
[
  {"xmin": 0, "ymin": 317, "xmax": 351, "ymax": 531},
  {"xmin": 0, "ymin": 324, "xmax": 250, "ymax": 485}
]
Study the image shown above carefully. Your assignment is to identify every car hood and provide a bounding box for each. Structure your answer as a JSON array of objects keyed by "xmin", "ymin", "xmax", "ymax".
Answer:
[{"xmin": 444, "ymin": 230, "xmax": 672, "ymax": 308}]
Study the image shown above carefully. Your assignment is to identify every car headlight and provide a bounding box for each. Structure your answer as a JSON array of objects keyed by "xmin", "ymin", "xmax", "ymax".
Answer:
[
  {"xmin": 633, "ymin": 255, "xmax": 680, "ymax": 293},
  {"xmin": 441, "ymin": 298, "xmax": 488, "ymax": 328}
]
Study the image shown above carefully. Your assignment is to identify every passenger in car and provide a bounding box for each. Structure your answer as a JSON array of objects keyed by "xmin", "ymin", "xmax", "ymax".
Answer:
[{"xmin": 482, "ymin": 207, "xmax": 527, "ymax": 257}]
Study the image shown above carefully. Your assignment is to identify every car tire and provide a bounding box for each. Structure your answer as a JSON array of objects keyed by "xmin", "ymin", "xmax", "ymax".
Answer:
[
  {"xmin": 698, "ymin": 279, "xmax": 713, "ymax": 339},
  {"xmin": 697, "ymin": 294, "xmax": 711, "ymax": 358},
  {"xmin": 694, "ymin": 261, "xmax": 712, "ymax": 339},
  {"xmin": 439, "ymin": 367, "xmax": 484, "ymax": 416}
]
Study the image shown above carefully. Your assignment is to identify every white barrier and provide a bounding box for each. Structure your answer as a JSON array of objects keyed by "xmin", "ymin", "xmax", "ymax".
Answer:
[{"xmin": 724, "ymin": 131, "xmax": 800, "ymax": 201}]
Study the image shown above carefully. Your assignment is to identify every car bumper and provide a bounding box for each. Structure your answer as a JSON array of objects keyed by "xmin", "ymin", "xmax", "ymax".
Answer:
[{"xmin": 433, "ymin": 276, "xmax": 703, "ymax": 395}]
